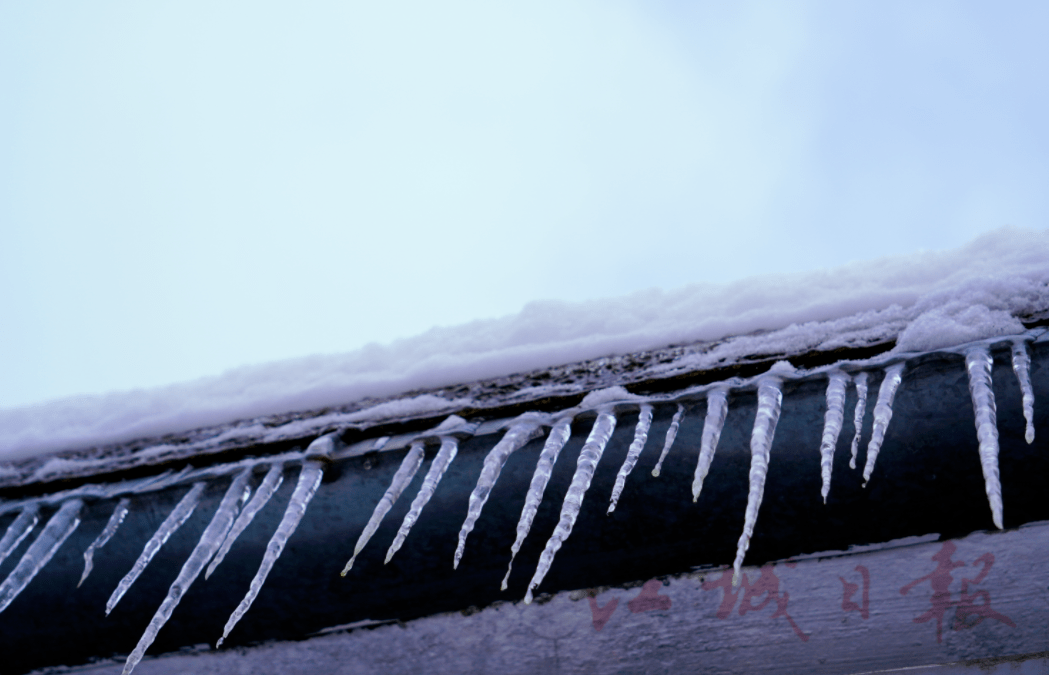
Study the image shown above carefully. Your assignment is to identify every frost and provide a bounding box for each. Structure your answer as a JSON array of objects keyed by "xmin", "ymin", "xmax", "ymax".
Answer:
[
  {"xmin": 1011, "ymin": 340, "xmax": 1036, "ymax": 444},
  {"xmin": 607, "ymin": 405, "xmax": 653, "ymax": 514},
  {"xmin": 0, "ymin": 499, "xmax": 82, "ymax": 615},
  {"xmin": 861, "ymin": 364, "xmax": 905, "ymax": 486},
  {"xmin": 819, "ymin": 371, "xmax": 850, "ymax": 503},
  {"xmin": 651, "ymin": 404, "xmax": 684, "ymax": 477},
  {"xmin": 965, "ymin": 346, "xmax": 1004, "ymax": 530},
  {"xmin": 79, "ymin": 498, "xmax": 130, "ymax": 588},
  {"xmin": 525, "ymin": 410, "xmax": 616, "ymax": 603},
  {"xmin": 692, "ymin": 389, "xmax": 728, "ymax": 503},
  {"xmin": 386, "ymin": 437, "xmax": 459, "ymax": 564},
  {"xmin": 849, "ymin": 372, "xmax": 869, "ymax": 470},
  {"xmin": 207, "ymin": 463, "xmax": 285, "ymax": 579},
  {"xmin": 732, "ymin": 378, "xmax": 783, "ymax": 586}
]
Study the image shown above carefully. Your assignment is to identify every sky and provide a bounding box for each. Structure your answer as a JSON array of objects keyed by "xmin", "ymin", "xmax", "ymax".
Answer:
[{"xmin": 2, "ymin": 1, "xmax": 1049, "ymax": 411}]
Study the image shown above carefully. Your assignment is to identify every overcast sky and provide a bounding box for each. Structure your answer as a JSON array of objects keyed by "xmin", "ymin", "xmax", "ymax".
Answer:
[{"xmin": 2, "ymin": 1, "xmax": 1048, "ymax": 410}]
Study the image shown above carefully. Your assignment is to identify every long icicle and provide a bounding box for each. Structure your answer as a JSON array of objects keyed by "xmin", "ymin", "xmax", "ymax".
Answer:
[
  {"xmin": 965, "ymin": 346, "xmax": 1004, "ymax": 530},
  {"xmin": 79, "ymin": 498, "xmax": 131, "ymax": 587},
  {"xmin": 819, "ymin": 371, "xmax": 850, "ymax": 504},
  {"xmin": 122, "ymin": 469, "xmax": 253, "ymax": 675},
  {"xmin": 849, "ymin": 372, "xmax": 869, "ymax": 469},
  {"xmin": 862, "ymin": 364, "xmax": 905, "ymax": 487},
  {"xmin": 454, "ymin": 418, "xmax": 542, "ymax": 569},
  {"xmin": 525, "ymin": 410, "xmax": 616, "ymax": 604},
  {"xmin": 607, "ymin": 405, "xmax": 653, "ymax": 514},
  {"xmin": 693, "ymin": 389, "xmax": 729, "ymax": 503},
  {"xmin": 0, "ymin": 499, "xmax": 83, "ymax": 615},
  {"xmin": 1011, "ymin": 340, "xmax": 1036, "ymax": 444},
  {"xmin": 342, "ymin": 442, "xmax": 425, "ymax": 575},
  {"xmin": 0, "ymin": 504, "xmax": 40, "ymax": 567},
  {"xmin": 207, "ymin": 463, "xmax": 285, "ymax": 580},
  {"xmin": 651, "ymin": 404, "xmax": 685, "ymax": 477},
  {"xmin": 219, "ymin": 459, "xmax": 325, "ymax": 647},
  {"xmin": 732, "ymin": 378, "xmax": 783, "ymax": 587},
  {"xmin": 106, "ymin": 482, "xmax": 206, "ymax": 616},
  {"xmin": 501, "ymin": 416, "xmax": 573, "ymax": 591},
  {"xmin": 385, "ymin": 437, "xmax": 459, "ymax": 564}
]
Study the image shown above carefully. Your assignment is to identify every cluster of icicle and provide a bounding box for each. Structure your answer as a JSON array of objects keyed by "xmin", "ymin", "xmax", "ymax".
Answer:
[{"xmin": 0, "ymin": 336, "xmax": 1039, "ymax": 673}]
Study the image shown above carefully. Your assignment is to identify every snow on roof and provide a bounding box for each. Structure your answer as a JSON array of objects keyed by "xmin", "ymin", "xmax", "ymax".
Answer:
[{"xmin": 2, "ymin": 226, "xmax": 1048, "ymax": 462}]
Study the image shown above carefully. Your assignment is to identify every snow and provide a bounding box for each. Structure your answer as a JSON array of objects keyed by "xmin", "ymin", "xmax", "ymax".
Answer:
[{"xmin": 2, "ymin": 227, "xmax": 1049, "ymax": 462}]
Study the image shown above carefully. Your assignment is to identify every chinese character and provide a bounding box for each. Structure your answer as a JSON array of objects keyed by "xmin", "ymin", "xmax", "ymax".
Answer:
[
  {"xmin": 840, "ymin": 565, "xmax": 870, "ymax": 619},
  {"xmin": 588, "ymin": 594, "xmax": 618, "ymax": 632},
  {"xmin": 900, "ymin": 542, "xmax": 1015, "ymax": 643},
  {"xmin": 627, "ymin": 579, "xmax": 672, "ymax": 614},
  {"xmin": 702, "ymin": 564, "xmax": 809, "ymax": 641}
]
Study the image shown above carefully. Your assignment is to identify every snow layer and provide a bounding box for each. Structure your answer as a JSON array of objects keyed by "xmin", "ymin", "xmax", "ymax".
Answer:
[{"xmin": 2, "ymin": 227, "xmax": 1049, "ymax": 461}]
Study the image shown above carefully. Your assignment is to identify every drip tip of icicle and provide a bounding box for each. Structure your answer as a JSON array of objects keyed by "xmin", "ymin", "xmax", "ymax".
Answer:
[{"xmin": 340, "ymin": 557, "xmax": 355, "ymax": 577}]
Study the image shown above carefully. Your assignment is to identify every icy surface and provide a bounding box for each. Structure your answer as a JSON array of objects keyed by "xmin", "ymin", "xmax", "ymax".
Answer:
[
  {"xmin": 342, "ymin": 442, "xmax": 425, "ymax": 575},
  {"xmin": 651, "ymin": 404, "xmax": 684, "ymax": 477},
  {"xmin": 219, "ymin": 460, "xmax": 324, "ymax": 647},
  {"xmin": 692, "ymin": 389, "xmax": 729, "ymax": 503},
  {"xmin": 849, "ymin": 372, "xmax": 869, "ymax": 470},
  {"xmin": 501, "ymin": 416, "xmax": 572, "ymax": 590},
  {"xmin": 386, "ymin": 437, "xmax": 459, "ymax": 563},
  {"xmin": 525, "ymin": 410, "xmax": 617, "ymax": 604},
  {"xmin": 0, "ymin": 504, "xmax": 39, "ymax": 567},
  {"xmin": 454, "ymin": 418, "xmax": 542, "ymax": 569},
  {"xmin": 106, "ymin": 482, "xmax": 205, "ymax": 616},
  {"xmin": 0, "ymin": 499, "xmax": 82, "ymax": 614},
  {"xmin": 732, "ymin": 378, "xmax": 782, "ymax": 586},
  {"xmin": 861, "ymin": 364, "xmax": 906, "ymax": 486},
  {"xmin": 4, "ymin": 228, "xmax": 1048, "ymax": 461},
  {"xmin": 79, "ymin": 498, "xmax": 130, "ymax": 587},
  {"xmin": 1011, "ymin": 341, "xmax": 1036, "ymax": 444},
  {"xmin": 607, "ymin": 405, "xmax": 653, "ymax": 514},
  {"xmin": 207, "ymin": 463, "xmax": 285, "ymax": 579},
  {"xmin": 819, "ymin": 371, "xmax": 850, "ymax": 503},
  {"xmin": 123, "ymin": 469, "xmax": 252, "ymax": 675},
  {"xmin": 965, "ymin": 347, "xmax": 1004, "ymax": 530}
]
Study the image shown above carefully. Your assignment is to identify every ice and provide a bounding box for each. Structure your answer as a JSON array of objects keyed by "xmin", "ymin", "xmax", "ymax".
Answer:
[
  {"xmin": 607, "ymin": 405, "xmax": 653, "ymax": 514},
  {"xmin": 106, "ymin": 482, "xmax": 206, "ymax": 616},
  {"xmin": 732, "ymin": 377, "xmax": 783, "ymax": 586},
  {"xmin": 651, "ymin": 404, "xmax": 685, "ymax": 477},
  {"xmin": 849, "ymin": 372, "xmax": 869, "ymax": 470},
  {"xmin": 219, "ymin": 459, "xmax": 326, "ymax": 647},
  {"xmin": 501, "ymin": 416, "xmax": 573, "ymax": 590},
  {"xmin": 0, "ymin": 504, "xmax": 40, "ymax": 567},
  {"xmin": 0, "ymin": 499, "xmax": 83, "ymax": 615},
  {"xmin": 692, "ymin": 388, "xmax": 729, "ymax": 503},
  {"xmin": 342, "ymin": 441, "xmax": 425, "ymax": 575},
  {"xmin": 819, "ymin": 371, "xmax": 850, "ymax": 503},
  {"xmin": 121, "ymin": 469, "xmax": 253, "ymax": 675},
  {"xmin": 385, "ymin": 437, "xmax": 459, "ymax": 564},
  {"xmin": 207, "ymin": 463, "xmax": 285, "ymax": 579},
  {"xmin": 861, "ymin": 364, "xmax": 906, "ymax": 486},
  {"xmin": 454, "ymin": 417, "xmax": 543, "ymax": 569},
  {"xmin": 965, "ymin": 346, "xmax": 1004, "ymax": 529},
  {"xmin": 79, "ymin": 497, "xmax": 130, "ymax": 587},
  {"xmin": 525, "ymin": 410, "xmax": 617, "ymax": 604},
  {"xmin": 1011, "ymin": 340, "xmax": 1036, "ymax": 444}
]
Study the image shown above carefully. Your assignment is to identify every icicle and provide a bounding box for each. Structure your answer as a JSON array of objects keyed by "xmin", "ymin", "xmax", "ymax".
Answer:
[
  {"xmin": 861, "ymin": 364, "xmax": 905, "ymax": 487},
  {"xmin": 651, "ymin": 404, "xmax": 685, "ymax": 477},
  {"xmin": 0, "ymin": 499, "xmax": 83, "ymax": 615},
  {"xmin": 0, "ymin": 504, "xmax": 40, "ymax": 567},
  {"xmin": 106, "ymin": 482, "xmax": 206, "ymax": 616},
  {"xmin": 849, "ymin": 372, "xmax": 869, "ymax": 470},
  {"xmin": 607, "ymin": 405, "xmax": 653, "ymax": 514},
  {"xmin": 732, "ymin": 378, "xmax": 783, "ymax": 587},
  {"xmin": 525, "ymin": 410, "xmax": 616, "ymax": 604},
  {"xmin": 206, "ymin": 463, "xmax": 285, "ymax": 580},
  {"xmin": 501, "ymin": 416, "xmax": 573, "ymax": 591},
  {"xmin": 693, "ymin": 389, "xmax": 729, "ymax": 503},
  {"xmin": 1011, "ymin": 341, "xmax": 1036, "ymax": 444},
  {"xmin": 122, "ymin": 469, "xmax": 252, "ymax": 675},
  {"xmin": 218, "ymin": 460, "xmax": 325, "ymax": 648},
  {"xmin": 454, "ymin": 418, "xmax": 542, "ymax": 569},
  {"xmin": 79, "ymin": 498, "xmax": 131, "ymax": 587},
  {"xmin": 965, "ymin": 347, "xmax": 1004, "ymax": 530},
  {"xmin": 385, "ymin": 437, "xmax": 459, "ymax": 564},
  {"xmin": 341, "ymin": 442, "xmax": 425, "ymax": 575},
  {"xmin": 819, "ymin": 371, "xmax": 850, "ymax": 504}
]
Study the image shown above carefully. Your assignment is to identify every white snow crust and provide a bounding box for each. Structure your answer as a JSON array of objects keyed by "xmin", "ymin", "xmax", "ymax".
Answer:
[{"xmin": 2, "ymin": 227, "xmax": 1048, "ymax": 462}]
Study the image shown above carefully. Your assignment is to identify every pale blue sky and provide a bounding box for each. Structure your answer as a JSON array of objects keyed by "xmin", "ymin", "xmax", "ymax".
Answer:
[{"xmin": 2, "ymin": 1, "xmax": 1048, "ymax": 409}]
